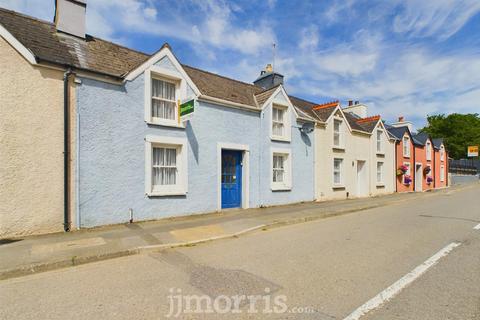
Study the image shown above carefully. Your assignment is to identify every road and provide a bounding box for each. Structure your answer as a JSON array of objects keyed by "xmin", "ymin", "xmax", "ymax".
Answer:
[{"xmin": 1, "ymin": 184, "xmax": 479, "ymax": 319}]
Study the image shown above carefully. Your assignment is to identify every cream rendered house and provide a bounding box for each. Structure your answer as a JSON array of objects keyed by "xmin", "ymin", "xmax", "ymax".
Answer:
[{"xmin": 297, "ymin": 101, "xmax": 395, "ymax": 201}]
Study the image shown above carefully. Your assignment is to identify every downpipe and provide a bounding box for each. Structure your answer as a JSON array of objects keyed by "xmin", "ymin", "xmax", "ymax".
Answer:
[{"xmin": 64, "ymin": 68, "xmax": 73, "ymax": 232}]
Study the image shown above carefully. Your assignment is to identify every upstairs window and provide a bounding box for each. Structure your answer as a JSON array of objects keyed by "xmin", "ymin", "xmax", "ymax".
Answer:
[
  {"xmin": 333, "ymin": 119, "xmax": 343, "ymax": 148},
  {"xmin": 440, "ymin": 146, "xmax": 445, "ymax": 161},
  {"xmin": 403, "ymin": 136, "xmax": 410, "ymax": 157},
  {"xmin": 440, "ymin": 164, "xmax": 445, "ymax": 182},
  {"xmin": 376, "ymin": 129, "xmax": 383, "ymax": 153},
  {"xmin": 426, "ymin": 141, "xmax": 432, "ymax": 161},
  {"xmin": 152, "ymin": 78, "xmax": 177, "ymax": 121},
  {"xmin": 272, "ymin": 105, "xmax": 286, "ymax": 138}
]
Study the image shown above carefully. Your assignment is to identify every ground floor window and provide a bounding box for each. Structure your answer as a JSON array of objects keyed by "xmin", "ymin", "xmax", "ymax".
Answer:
[
  {"xmin": 145, "ymin": 135, "xmax": 187, "ymax": 196},
  {"xmin": 440, "ymin": 165, "xmax": 445, "ymax": 182},
  {"xmin": 376, "ymin": 161, "xmax": 384, "ymax": 184},
  {"xmin": 271, "ymin": 148, "xmax": 292, "ymax": 190},
  {"xmin": 333, "ymin": 158, "xmax": 343, "ymax": 185}
]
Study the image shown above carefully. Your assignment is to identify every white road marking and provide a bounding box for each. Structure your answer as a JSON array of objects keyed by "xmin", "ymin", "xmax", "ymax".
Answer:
[
  {"xmin": 474, "ymin": 223, "xmax": 480, "ymax": 230},
  {"xmin": 343, "ymin": 242, "xmax": 461, "ymax": 320}
]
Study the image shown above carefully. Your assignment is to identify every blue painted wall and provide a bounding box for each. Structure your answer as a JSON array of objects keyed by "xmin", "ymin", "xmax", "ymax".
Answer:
[{"xmin": 76, "ymin": 57, "xmax": 314, "ymax": 227}]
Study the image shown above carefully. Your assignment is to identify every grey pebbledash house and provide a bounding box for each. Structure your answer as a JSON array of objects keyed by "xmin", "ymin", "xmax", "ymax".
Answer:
[{"xmin": 0, "ymin": 2, "xmax": 317, "ymax": 228}]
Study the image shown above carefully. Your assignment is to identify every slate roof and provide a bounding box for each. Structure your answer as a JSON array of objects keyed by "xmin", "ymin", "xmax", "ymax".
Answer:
[
  {"xmin": 343, "ymin": 112, "xmax": 369, "ymax": 132},
  {"xmin": 0, "ymin": 7, "xmax": 320, "ymax": 120},
  {"xmin": 387, "ymin": 126, "xmax": 409, "ymax": 140},
  {"xmin": 0, "ymin": 7, "xmax": 149, "ymax": 77},
  {"xmin": 412, "ymin": 132, "xmax": 430, "ymax": 145},
  {"xmin": 355, "ymin": 115, "xmax": 381, "ymax": 133},
  {"xmin": 432, "ymin": 138, "xmax": 444, "ymax": 149}
]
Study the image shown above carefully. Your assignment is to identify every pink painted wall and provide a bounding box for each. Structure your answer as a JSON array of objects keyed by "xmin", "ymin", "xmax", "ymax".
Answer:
[
  {"xmin": 395, "ymin": 133, "xmax": 415, "ymax": 193},
  {"xmin": 413, "ymin": 141, "xmax": 434, "ymax": 191}
]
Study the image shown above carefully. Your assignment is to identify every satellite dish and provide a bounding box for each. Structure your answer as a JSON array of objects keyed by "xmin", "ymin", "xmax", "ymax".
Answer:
[{"xmin": 300, "ymin": 122, "xmax": 314, "ymax": 134}]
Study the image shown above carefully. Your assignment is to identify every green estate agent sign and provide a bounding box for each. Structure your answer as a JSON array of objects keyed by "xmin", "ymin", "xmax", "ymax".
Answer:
[{"xmin": 180, "ymin": 99, "xmax": 195, "ymax": 117}]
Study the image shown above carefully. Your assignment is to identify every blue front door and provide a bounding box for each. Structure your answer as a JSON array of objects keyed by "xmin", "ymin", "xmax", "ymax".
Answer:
[{"xmin": 221, "ymin": 150, "xmax": 242, "ymax": 209}]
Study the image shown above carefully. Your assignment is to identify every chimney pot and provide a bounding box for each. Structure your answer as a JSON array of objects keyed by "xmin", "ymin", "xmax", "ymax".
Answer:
[
  {"xmin": 265, "ymin": 64, "xmax": 273, "ymax": 73},
  {"xmin": 348, "ymin": 100, "xmax": 353, "ymax": 106},
  {"xmin": 355, "ymin": 100, "xmax": 359, "ymax": 105},
  {"xmin": 398, "ymin": 116, "xmax": 404, "ymax": 122}
]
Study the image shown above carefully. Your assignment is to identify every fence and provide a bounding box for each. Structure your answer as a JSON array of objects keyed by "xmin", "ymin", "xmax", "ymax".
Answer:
[{"xmin": 449, "ymin": 158, "xmax": 480, "ymax": 175}]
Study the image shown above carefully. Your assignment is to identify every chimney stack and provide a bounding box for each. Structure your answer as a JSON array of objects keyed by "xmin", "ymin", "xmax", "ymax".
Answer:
[
  {"xmin": 348, "ymin": 100, "xmax": 353, "ymax": 106},
  {"xmin": 54, "ymin": 0, "xmax": 87, "ymax": 39},
  {"xmin": 253, "ymin": 64, "xmax": 284, "ymax": 90},
  {"xmin": 398, "ymin": 116, "xmax": 404, "ymax": 122},
  {"xmin": 391, "ymin": 116, "xmax": 413, "ymax": 131}
]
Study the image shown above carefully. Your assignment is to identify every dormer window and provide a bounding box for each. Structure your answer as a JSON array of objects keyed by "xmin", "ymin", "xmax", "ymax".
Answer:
[
  {"xmin": 376, "ymin": 129, "xmax": 383, "ymax": 153},
  {"xmin": 271, "ymin": 104, "xmax": 290, "ymax": 141},
  {"xmin": 333, "ymin": 119, "xmax": 344, "ymax": 148},
  {"xmin": 426, "ymin": 141, "xmax": 432, "ymax": 161},
  {"xmin": 272, "ymin": 105, "xmax": 285, "ymax": 137},
  {"xmin": 403, "ymin": 136, "xmax": 410, "ymax": 158},
  {"xmin": 145, "ymin": 66, "xmax": 186, "ymax": 127}
]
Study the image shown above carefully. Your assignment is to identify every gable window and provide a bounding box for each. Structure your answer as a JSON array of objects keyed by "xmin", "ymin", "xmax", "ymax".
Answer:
[
  {"xmin": 377, "ymin": 161, "xmax": 384, "ymax": 184},
  {"xmin": 440, "ymin": 164, "xmax": 445, "ymax": 182},
  {"xmin": 333, "ymin": 158, "xmax": 343, "ymax": 185},
  {"xmin": 426, "ymin": 141, "xmax": 432, "ymax": 161},
  {"xmin": 272, "ymin": 105, "xmax": 286, "ymax": 137},
  {"xmin": 271, "ymin": 148, "xmax": 292, "ymax": 190},
  {"xmin": 152, "ymin": 78, "xmax": 176, "ymax": 121},
  {"xmin": 376, "ymin": 129, "xmax": 383, "ymax": 153},
  {"xmin": 145, "ymin": 135, "xmax": 187, "ymax": 196},
  {"xmin": 440, "ymin": 146, "xmax": 445, "ymax": 161},
  {"xmin": 403, "ymin": 136, "xmax": 410, "ymax": 158},
  {"xmin": 333, "ymin": 119, "xmax": 344, "ymax": 148},
  {"xmin": 145, "ymin": 66, "xmax": 188, "ymax": 127}
]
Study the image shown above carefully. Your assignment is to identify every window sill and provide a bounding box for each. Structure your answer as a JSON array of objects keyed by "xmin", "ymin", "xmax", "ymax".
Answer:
[
  {"xmin": 376, "ymin": 152, "xmax": 385, "ymax": 156},
  {"xmin": 376, "ymin": 183, "xmax": 385, "ymax": 188},
  {"xmin": 147, "ymin": 190, "xmax": 187, "ymax": 197},
  {"xmin": 146, "ymin": 119, "xmax": 185, "ymax": 129},
  {"xmin": 271, "ymin": 136, "xmax": 291, "ymax": 142},
  {"xmin": 404, "ymin": 155, "xmax": 410, "ymax": 159},
  {"xmin": 332, "ymin": 146, "xmax": 345, "ymax": 152},
  {"xmin": 271, "ymin": 185, "xmax": 292, "ymax": 191},
  {"xmin": 332, "ymin": 184, "xmax": 345, "ymax": 189}
]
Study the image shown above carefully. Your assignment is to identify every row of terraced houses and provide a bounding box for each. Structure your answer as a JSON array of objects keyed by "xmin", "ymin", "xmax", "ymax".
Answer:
[{"xmin": 0, "ymin": 2, "xmax": 448, "ymax": 238}]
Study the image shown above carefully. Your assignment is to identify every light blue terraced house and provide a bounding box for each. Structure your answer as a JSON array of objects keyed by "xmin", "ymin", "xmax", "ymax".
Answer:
[{"xmin": 75, "ymin": 43, "xmax": 317, "ymax": 227}]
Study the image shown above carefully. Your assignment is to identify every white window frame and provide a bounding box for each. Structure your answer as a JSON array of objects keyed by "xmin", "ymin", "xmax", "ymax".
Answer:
[
  {"xmin": 403, "ymin": 161, "xmax": 411, "ymax": 184},
  {"xmin": 440, "ymin": 146, "xmax": 445, "ymax": 161},
  {"xmin": 376, "ymin": 129, "xmax": 383, "ymax": 153},
  {"xmin": 333, "ymin": 158, "xmax": 344, "ymax": 187},
  {"xmin": 145, "ymin": 135, "xmax": 188, "ymax": 196},
  {"xmin": 426, "ymin": 141, "xmax": 432, "ymax": 161},
  {"xmin": 333, "ymin": 118, "xmax": 345, "ymax": 149},
  {"xmin": 403, "ymin": 135, "xmax": 411, "ymax": 158},
  {"xmin": 440, "ymin": 164, "xmax": 445, "ymax": 182},
  {"xmin": 376, "ymin": 161, "xmax": 384, "ymax": 184},
  {"xmin": 270, "ymin": 103, "xmax": 291, "ymax": 142},
  {"xmin": 144, "ymin": 66, "xmax": 187, "ymax": 128},
  {"xmin": 270, "ymin": 148, "xmax": 292, "ymax": 191}
]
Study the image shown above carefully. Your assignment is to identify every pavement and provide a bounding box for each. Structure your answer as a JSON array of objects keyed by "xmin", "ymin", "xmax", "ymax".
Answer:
[
  {"xmin": 0, "ymin": 183, "xmax": 476, "ymax": 281},
  {"xmin": 1, "ymin": 182, "xmax": 479, "ymax": 319}
]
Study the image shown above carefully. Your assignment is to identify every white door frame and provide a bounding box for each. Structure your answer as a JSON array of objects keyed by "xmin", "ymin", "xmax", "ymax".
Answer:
[
  {"xmin": 217, "ymin": 143, "xmax": 250, "ymax": 211},
  {"xmin": 356, "ymin": 160, "xmax": 368, "ymax": 197},
  {"xmin": 415, "ymin": 162, "xmax": 423, "ymax": 192}
]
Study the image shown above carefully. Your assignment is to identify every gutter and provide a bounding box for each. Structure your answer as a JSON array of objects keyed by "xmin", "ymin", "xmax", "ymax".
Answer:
[{"xmin": 63, "ymin": 68, "xmax": 74, "ymax": 232}]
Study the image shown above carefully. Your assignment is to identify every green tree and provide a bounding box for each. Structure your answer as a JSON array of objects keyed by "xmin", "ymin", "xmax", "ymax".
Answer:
[{"xmin": 420, "ymin": 113, "xmax": 480, "ymax": 159}]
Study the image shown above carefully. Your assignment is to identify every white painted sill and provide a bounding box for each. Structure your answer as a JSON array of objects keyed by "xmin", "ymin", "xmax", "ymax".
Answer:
[
  {"xmin": 376, "ymin": 183, "xmax": 385, "ymax": 188},
  {"xmin": 271, "ymin": 135, "xmax": 291, "ymax": 143},
  {"xmin": 332, "ymin": 184, "xmax": 345, "ymax": 189},
  {"xmin": 146, "ymin": 119, "xmax": 185, "ymax": 129},
  {"xmin": 332, "ymin": 146, "xmax": 345, "ymax": 151},
  {"xmin": 376, "ymin": 151, "xmax": 385, "ymax": 156},
  {"xmin": 271, "ymin": 185, "xmax": 292, "ymax": 191},
  {"xmin": 147, "ymin": 190, "xmax": 187, "ymax": 197}
]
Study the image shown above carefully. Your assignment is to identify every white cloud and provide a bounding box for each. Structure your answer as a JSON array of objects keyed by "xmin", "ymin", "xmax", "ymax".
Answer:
[{"xmin": 393, "ymin": 0, "xmax": 480, "ymax": 40}]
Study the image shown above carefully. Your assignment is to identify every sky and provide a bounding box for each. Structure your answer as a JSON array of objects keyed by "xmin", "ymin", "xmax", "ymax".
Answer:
[{"xmin": 1, "ymin": 0, "xmax": 480, "ymax": 129}]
